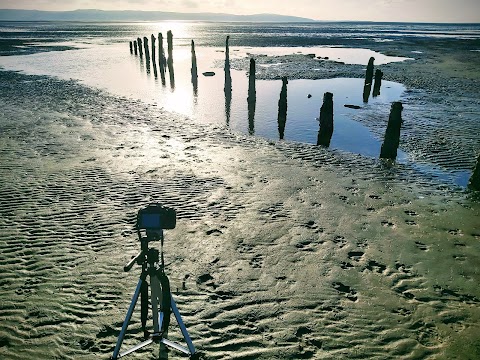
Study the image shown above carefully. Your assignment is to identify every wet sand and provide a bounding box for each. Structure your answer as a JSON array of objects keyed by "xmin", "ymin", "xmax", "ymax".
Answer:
[{"xmin": 1, "ymin": 37, "xmax": 480, "ymax": 359}]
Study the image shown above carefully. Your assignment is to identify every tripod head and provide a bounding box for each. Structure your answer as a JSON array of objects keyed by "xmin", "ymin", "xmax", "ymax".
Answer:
[
  {"xmin": 137, "ymin": 203, "xmax": 176, "ymax": 242},
  {"xmin": 124, "ymin": 204, "xmax": 177, "ymax": 272}
]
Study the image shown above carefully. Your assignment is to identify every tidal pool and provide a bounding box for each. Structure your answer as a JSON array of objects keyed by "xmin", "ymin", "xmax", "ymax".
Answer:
[{"xmin": 0, "ymin": 42, "xmax": 469, "ymax": 186}]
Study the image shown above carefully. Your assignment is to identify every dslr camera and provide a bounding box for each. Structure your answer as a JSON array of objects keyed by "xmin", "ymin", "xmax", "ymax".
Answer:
[{"xmin": 136, "ymin": 204, "xmax": 176, "ymax": 241}]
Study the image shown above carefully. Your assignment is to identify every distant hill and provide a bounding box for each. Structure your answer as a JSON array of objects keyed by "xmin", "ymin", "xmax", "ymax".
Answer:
[{"xmin": 0, "ymin": 9, "xmax": 314, "ymax": 22}]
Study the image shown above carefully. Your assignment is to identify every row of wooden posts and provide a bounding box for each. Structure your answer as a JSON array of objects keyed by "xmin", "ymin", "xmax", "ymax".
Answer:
[
  {"xmin": 129, "ymin": 35, "xmax": 479, "ymax": 191},
  {"xmin": 130, "ymin": 31, "xmax": 175, "ymax": 86}
]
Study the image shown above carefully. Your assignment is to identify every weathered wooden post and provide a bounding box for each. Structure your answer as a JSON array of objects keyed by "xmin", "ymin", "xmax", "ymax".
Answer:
[
  {"xmin": 247, "ymin": 58, "xmax": 256, "ymax": 135},
  {"xmin": 373, "ymin": 69, "xmax": 383, "ymax": 97},
  {"xmin": 224, "ymin": 35, "xmax": 232, "ymax": 93},
  {"xmin": 150, "ymin": 34, "xmax": 158, "ymax": 77},
  {"xmin": 277, "ymin": 77, "xmax": 288, "ymax": 140},
  {"xmin": 317, "ymin": 92, "xmax": 334, "ymax": 147},
  {"xmin": 137, "ymin": 37, "xmax": 143, "ymax": 57},
  {"xmin": 167, "ymin": 30, "xmax": 175, "ymax": 87},
  {"xmin": 224, "ymin": 36, "xmax": 232, "ymax": 126},
  {"xmin": 363, "ymin": 57, "xmax": 374, "ymax": 102},
  {"xmin": 380, "ymin": 102, "xmax": 403, "ymax": 160},
  {"xmin": 133, "ymin": 40, "xmax": 138, "ymax": 55},
  {"xmin": 143, "ymin": 37, "xmax": 150, "ymax": 63},
  {"xmin": 143, "ymin": 37, "xmax": 151, "ymax": 74},
  {"xmin": 151, "ymin": 34, "xmax": 156, "ymax": 63},
  {"xmin": 158, "ymin": 32, "xmax": 166, "ymax": 85},
  {"xmin": 191, "ymin": 40, "xmax": 198, "ymax": 88},
  {"xmin": 167, "ymin": 30, "xmax": 173, "ymax": 67},
  {"xmin": 129, "ymin": 41, "xmax": 133, "ymax": 54},
  {"xmin": 468, "ymin": 154, "xmax": 480, "ymax": 191}
]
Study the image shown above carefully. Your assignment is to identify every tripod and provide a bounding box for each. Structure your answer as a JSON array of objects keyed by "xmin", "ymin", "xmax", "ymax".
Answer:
[{"xmin": 112, "ymin": 227, "xmax": 196, "ymax": 359}]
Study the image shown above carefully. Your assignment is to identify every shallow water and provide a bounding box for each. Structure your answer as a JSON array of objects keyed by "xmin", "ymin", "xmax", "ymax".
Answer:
[
  {"xmin": 0, "ymin": 43, "xmax": 405, "ymax": 141},
  {"xmin": 2, "ymin": 40, "xmax": 471, "ymax": 187}
]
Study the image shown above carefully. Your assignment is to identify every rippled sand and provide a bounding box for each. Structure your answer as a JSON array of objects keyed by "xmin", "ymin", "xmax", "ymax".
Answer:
[{"xmin": 0, "ymin": 68, "xmax": 479, "ymax": 360}]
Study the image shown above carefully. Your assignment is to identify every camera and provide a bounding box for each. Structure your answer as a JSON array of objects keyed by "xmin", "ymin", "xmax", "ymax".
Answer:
[{"xmin": 136, "ymin": 204, "xmax": 176, "ymax": 231}]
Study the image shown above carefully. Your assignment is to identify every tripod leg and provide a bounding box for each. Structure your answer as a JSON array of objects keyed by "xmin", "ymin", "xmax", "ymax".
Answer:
[
  {"xmin": 171, "ymin": 296, "xmax": 196, "ymax": 355},
  {"xmin": 150, "ymin": 274, "xmax": 162, "ymax": 334},
  {"xmin": 112, "ymin": 277, "xmax": 144, "ymax": 360},
  {"xmin": 141, "ymin": 279, "xmax": 149, "ymax": 338}
]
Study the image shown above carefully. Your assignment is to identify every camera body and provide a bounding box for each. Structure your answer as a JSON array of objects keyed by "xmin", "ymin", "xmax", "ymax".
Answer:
[{"xmin": 137, "ymin": 204, "xmax": 176, "ymax": 236}]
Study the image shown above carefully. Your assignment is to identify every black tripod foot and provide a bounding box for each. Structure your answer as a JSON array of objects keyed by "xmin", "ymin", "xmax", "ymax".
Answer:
[{"xmin": 190, "ymin": 352, "xmax": 203, "ymax": 360}]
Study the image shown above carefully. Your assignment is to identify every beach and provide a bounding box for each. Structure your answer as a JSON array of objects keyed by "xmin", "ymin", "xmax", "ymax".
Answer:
[{"xmin": 1, "ymin": 22, "xmax": 480, "ymax": 359}]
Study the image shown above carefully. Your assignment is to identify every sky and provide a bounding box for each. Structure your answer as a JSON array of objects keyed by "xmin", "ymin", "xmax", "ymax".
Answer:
[{"xmin": 0, "ymin": 0, "xmax": 479, "ymax": 23}]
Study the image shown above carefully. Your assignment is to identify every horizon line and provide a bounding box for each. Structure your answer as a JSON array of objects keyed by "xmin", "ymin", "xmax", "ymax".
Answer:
[{"xmin": 1, "ymin": 9, "xmax": 479, "ymax": 24}]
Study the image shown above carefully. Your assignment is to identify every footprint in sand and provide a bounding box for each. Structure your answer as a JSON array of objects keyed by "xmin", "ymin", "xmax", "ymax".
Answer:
[
  {"xmin": 332, "ymin": 235, "xmax": 347, "ymax": 248},
  {"xmin": 249, "ymin": 254, "xmax": 264, "ymax": 268},
  {"xmin": 381, "ymin": 220, "xmax": 396, "ymax": 228},
  {"xmin": 340, "ymin": 262, "xmax": 354, "ymax": 269},
  {"xmin": 347, "ymin": 250, "xmax": 364, "ymax": 262},
  {"xmin": 364, "ymin": 260, "xmax": 387, "ymax": 274},
  {"xmin": 448, "ymin": 228, "xmax": 463, "ymax": 236},
  {"xmin": 304, "ymin": 220, "xmax": 324, "ymax": 234},
  {"xmin": 415, "ymin": 241, "xmax": 429, "ymax": 251},
  {"xmin": 332, "ymin": 282, "xmax": 358, "ymax": 302}
]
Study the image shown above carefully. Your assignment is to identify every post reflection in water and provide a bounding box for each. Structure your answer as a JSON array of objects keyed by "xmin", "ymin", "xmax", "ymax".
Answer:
[
  {"xmin": 247, "ymin": 58, "xmax": 256, "ymax": 135},
  {"xmin": 277, "ymin": 77, "xmax": 288, "ymax": 140},
  {"xmin": 224, "ymin": 36, "xmax": 232, "ymax": 126}
]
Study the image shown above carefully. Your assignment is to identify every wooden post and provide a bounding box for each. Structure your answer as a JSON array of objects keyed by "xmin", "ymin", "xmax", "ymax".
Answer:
[
  {"xmin": 277, "ymin": 77, "xmax": 288, "ymax": 140},
  {"xmin": 167, "ymin": 30, "xmax": 175, "ymax": 87},
  {"xmin": 143, "ymin": 37, "xmax": 150, "ymax": 63},
  {"xmin": 143, "ymin": 37, "xmax": 151, "ymax": 75},
  {"xmin": 363, "ymin": 57, "xmax": 374, "ymax": 102},
  {"xmin": 191, "ymin": 40, "xmax": 198, "ymax": 87},
  {"xmin": 468, "ymin": 154, "xmax": 480, "ymax": 191},
  {"xmin": 247, "ymin": 58, "xmax": 256, "ymax": 135},
  {"xmin": 224, "ymin": 36, "xmax": 232, "ymax": 93},
  {"xmin": 167, "ymin": 30, "xmax": 173, "ymax": 67},
  {"xmin": 158, "ymin": 32, "xmax": 166, "ymax": 85},
  {"xmin": 129, "ymin": 41, "xmax": 133, "ymax": 54},
  {"xmin": 224, "ymin": 36, "xmax": 232, "ymax": 126},
  {"xmin": 137, "ymin": 37, "xmax": 143, "ymax": 57},
  {"xmin": 372, "ymin": 69, "xmax": 383, "ymax": 97},
  {"xmin": 151, "ymin": 34, "xmax": 156, "ymax": 64},
  {"xmin": 133, "ymin": 40, "xmax": 138, "ymax": 55},
  {"xmin": 151, "ymin": 34, "xmax": 158, "ymax": 78},
  {"xmin": 317, "ymin": 92, "xmax": 334, "ymax": 147},
  {"xmin": 380, "ymin": 102, "xmax": 403, "ymax": 160}
]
